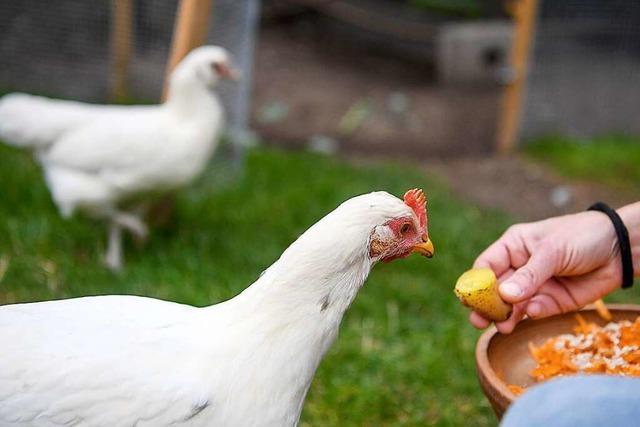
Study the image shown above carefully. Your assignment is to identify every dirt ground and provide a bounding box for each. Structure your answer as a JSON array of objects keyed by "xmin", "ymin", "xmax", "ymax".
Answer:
[
  {"xmin": 251, "ymin": 18, "xmax": 637, "ymax": 222},
  {"xmin": 252, "ymin": 18, "xmax": 500, "ymax": 157},
  {"xmin": 425, "ymin": 155, "xmax": 637, "ymax": 222}
]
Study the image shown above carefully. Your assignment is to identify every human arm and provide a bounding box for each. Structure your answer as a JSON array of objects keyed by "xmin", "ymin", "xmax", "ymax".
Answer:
[{"xmin": 470, "ymin": 202, "xmax": 640, "ymax": 334}]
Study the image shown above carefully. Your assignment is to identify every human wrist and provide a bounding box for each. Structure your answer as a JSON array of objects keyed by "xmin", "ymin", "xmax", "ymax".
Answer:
[{"xmin": 618, "ymin": 202, "xmax": 640, "ymax": 278}]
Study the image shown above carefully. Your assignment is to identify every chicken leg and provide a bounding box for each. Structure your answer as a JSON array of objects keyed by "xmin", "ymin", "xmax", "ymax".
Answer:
[
  {"xmin": 113, "ymin": 211, "xmax": 148, "ymax": 241},
  {"xmin": 103, "ymin": 211, "xmax": 149, "ymax": 271},
  {"xmin": 104, "ymin": 221, "xmax": 123, "ymax": 271}
]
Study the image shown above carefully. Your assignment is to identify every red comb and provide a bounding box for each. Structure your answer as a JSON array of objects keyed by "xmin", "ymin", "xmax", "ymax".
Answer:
[{"xmin": 403, "ymin": 188, "xmax": 427, "ymax": 228}]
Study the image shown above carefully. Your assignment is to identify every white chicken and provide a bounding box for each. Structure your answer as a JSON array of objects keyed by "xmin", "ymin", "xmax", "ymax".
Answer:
[
  {"xmin": 0, "ymin": 45, "xmax": 237, "ymax": 270},
  {"xmin": 0, "ymin": 189, "xmax": 434, "ymax": 427}
]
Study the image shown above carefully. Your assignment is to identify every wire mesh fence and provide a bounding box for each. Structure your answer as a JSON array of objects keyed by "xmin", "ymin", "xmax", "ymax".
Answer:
[
  {"xmin": 3, "ymin": 0, "xmax": 639, "ymax": 155},
  {"xmin": 521, "ymin": 0, "xmax": 640, "ymax": 141},
  {"xmin": 0, "ymin": 0, "xmax": 259, "ymax": 168}
]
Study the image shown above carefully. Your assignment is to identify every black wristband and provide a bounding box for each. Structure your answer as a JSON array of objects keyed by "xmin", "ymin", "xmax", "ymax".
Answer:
[{"xmin": 588, "ymin": 202, "xmax": 634, "ymax": 289}]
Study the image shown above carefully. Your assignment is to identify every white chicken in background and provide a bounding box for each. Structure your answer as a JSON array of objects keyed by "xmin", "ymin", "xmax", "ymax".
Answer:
[
  {"xmin": 0, "ymin": 189, "xmax": 434, "ymax": 427},
  {"xmin": 0, "ymin": 45, "xmax": 237, "ymax": 270}
]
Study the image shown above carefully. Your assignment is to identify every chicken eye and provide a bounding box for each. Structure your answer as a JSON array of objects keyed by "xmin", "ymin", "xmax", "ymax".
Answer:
[{"xmin": 400, "ymin": 223, "xmax": 412, "ymax": 235}]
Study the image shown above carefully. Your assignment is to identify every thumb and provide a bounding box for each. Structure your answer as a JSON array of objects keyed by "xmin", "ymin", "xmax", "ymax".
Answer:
[{"xmin": 498, "ymin": 248, "xmax": 559, "ymax": 303}]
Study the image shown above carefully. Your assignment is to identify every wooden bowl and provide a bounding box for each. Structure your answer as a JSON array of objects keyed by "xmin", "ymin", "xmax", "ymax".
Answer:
[{"xmin": 475, "ymin": 304, "xmax": 640, "ymax": 419}]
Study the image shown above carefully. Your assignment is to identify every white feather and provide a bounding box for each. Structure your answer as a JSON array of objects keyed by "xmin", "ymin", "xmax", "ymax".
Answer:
[
  {"xmin": 0, "ymin": 46, "xmax": 233, "ymax": 269},
  {"xmin": 0, "ymin": 46, "xmax": 227, "ymax": 219},
  {"xmin": 0, "ymin": 191, "xmax": 421, "ymax": 426},
  {"xmin": 0, "ymin": 93, "xmax": 106, "ymax": 149}
]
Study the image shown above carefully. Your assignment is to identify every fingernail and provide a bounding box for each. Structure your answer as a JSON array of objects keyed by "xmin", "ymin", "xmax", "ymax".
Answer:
[
  {"xmin": 527, "ymin": 302, "xmax": 542, "ymax": 318},
  {"xmin": 500, "ymin": 282, "xmax": 522, "ymax": 299}
]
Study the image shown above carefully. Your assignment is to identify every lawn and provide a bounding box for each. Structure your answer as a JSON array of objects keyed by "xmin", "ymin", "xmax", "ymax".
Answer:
[
  {"xmin": 0, "ymin": 142, "xmax": 511, "ymax": 426},
  {"xmin": 525, "ymin": 135, "xmax": 640, "ymax": 191}
]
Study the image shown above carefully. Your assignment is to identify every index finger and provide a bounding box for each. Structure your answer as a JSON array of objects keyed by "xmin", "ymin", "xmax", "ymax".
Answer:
[
  {"xmin": 473, "ymin": 239, "xmax": 513, "ymax": 277},
  {"xmin": 473, "ymin": 225, "xmax": 532, "ymax": 277}
]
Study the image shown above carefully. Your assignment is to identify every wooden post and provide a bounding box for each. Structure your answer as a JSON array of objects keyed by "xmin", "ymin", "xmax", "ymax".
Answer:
[
  {"xmin": 161, "ymin": 0, "xmax": 213, "ymax": 100},
  {"xmin": 495, "ymin": 0, "xmax": 538, "ymax": 155},
  {"xmin": 109, "ymin": 0, "xmax": 134, "ymax": 102}
]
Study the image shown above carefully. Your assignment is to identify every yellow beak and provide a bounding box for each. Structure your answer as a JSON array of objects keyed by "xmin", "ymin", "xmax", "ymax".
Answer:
[
  {"xmin": 412, "ymin": 236, "xmax": 434, "ymax": 258},
  {"xmin": 226, "ymin": 67, "xmax": 241, "ymax": 81},
  {"xmin": 217, "ymin": 63, "xmax": 241, "ymax": 81}
]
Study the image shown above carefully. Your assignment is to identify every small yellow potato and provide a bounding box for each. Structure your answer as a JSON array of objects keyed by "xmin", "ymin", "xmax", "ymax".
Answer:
[{"xmin": 454, "ymin": 268, "xmax": 513, "ymax": 322}]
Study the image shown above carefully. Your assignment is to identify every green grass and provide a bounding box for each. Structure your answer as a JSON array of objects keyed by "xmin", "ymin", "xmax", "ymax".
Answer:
[
  {"xmin": 524, "ymin": 135, "xmax": 640, "ymax": 191},
  {"xmin": 0, "ymin": 144, "xmax": 513, "ymax": 426}
]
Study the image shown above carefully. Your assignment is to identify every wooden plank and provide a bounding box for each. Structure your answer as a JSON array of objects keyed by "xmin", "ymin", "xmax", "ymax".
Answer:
[
  {"xmin": 108, "ymin": 0, "xmax": 134, "ymax": 102},
  {"xmin": 496, "ymin": 0, "xmax": 539, "ymax": 155},
  {"xmin": 162, "ymin": 0, "xmax": 213, "ymax": 100}
]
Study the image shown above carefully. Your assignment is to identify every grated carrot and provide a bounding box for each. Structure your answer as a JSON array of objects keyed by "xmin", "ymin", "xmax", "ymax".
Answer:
[
  {"xmin": 594, "ymin": 299, "xmax": 612, "ymax": 321},
  {"xmin": 508, "ymin": 314, "xmax": 640, "ymax": 396},
  {"xmin": 507, "ymin": 384, "xmax": 525, "ymax": 396}
]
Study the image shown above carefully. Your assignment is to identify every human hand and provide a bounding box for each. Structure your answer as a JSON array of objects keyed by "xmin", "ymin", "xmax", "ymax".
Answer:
[{"xmin": 470, "ymin": 210, "xmax": 627, "ymax": 334}]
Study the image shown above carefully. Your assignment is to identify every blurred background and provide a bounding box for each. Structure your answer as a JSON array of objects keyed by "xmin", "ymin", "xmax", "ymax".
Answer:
[{"xmin": 0, "ymin": 0, "xmax": 638, "ymax": 425}]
